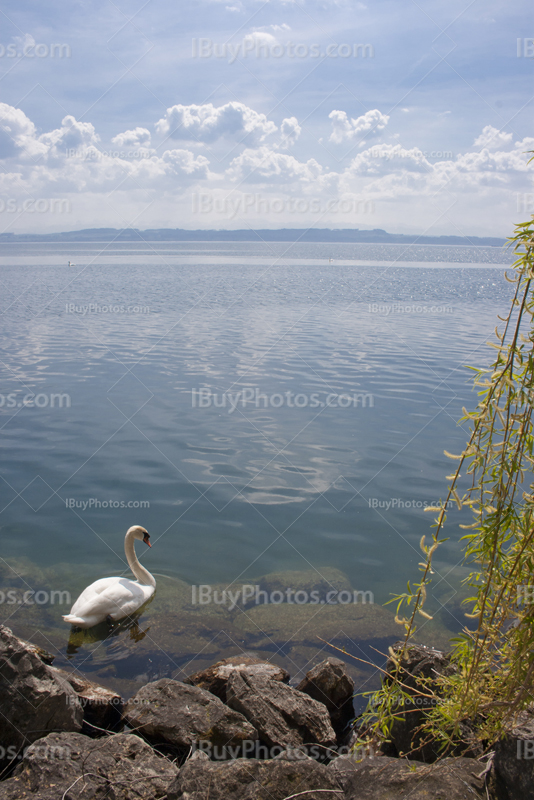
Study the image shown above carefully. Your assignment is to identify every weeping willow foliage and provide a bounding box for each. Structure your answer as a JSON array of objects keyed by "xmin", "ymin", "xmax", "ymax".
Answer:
[{"xmin": 361, "ymin": 213, "xmax": 534, "ymax": 754}]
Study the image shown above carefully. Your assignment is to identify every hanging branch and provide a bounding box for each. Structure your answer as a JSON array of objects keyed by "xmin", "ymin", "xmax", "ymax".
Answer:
[{"xmin": 356, "ymin": 208, "xmax": 534, "ymax": 751}]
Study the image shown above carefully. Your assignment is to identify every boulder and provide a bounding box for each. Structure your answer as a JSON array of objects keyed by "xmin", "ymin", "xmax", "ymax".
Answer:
[
  {"xmin": 384, "ymin": 642, "xmax": 480, "ymax": 761},
  {"xmin": 327, "ymin": 748, "xmax": 378, "ymax": 790},
  {"xmin": 342, "ymin": 755, "xmax": 486, "ymax": 799},
  {"xmin": 0, "ymin": 625, "xmax": 83, "ymax": 756},
  {"xmin": 51, "ymin": 667, "xmax": 123, "ymax": 735},
  {"xmin": 167, "ymin": 754, "xmax": 342, "ymax": 800},
  {"xmin": 493, "ymin": 710, "xmax": 534, "ymax": 799},
  {"xmin": 123, "ymin": 678, "xmax": 257, "ymax": 755},
  {"xmin": 297, "ymin": 657, "xmax": 354, "ymax": 738},
  {"xmin": 185, "ymin": 655, "xmax": 289, "ymax": 702},
  {"xmin": 254, "ymin": 567, "xmax": 353, "ymax": 603},
  {"xmin": 235, "ymin": 602, "xmax": 403, "ymax": 651},
  {"xmin": 0, "ymin": 731, "xmax": 178, "ymax": 800},
  {"xmin": 226, "ymin": 670, "xmax": 336, "ymax": 754}
]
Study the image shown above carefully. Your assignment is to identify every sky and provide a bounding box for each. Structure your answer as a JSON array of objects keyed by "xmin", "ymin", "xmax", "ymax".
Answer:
[{"xmin": 0, "ymin": 0, "xmax": 532, "ymax": 236}]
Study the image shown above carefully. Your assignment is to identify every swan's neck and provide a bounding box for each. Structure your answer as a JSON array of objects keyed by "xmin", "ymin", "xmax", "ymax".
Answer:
[{"xmin": 125, "ymin": 532, "xmax": 156, "ymax": 587}]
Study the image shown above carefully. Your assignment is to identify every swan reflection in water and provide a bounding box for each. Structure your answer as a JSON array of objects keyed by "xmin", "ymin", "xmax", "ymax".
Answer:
[{"xmin": 66, "ymin": 601, "xmax": 153, "ymax": 657}]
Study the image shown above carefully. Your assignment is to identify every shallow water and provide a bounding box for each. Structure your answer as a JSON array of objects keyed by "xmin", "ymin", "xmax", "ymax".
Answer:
[{"xmin": 0, "ymin": 241, "xmax": 515, "ymax": 699}]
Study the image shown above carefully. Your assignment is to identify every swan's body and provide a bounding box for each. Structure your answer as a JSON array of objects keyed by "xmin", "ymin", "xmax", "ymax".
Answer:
[{"xmin": 63, "ymin": 526, "xmax": 155, "ymax": 629}]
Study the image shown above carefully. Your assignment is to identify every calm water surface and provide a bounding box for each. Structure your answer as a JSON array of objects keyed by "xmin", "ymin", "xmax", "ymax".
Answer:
[{"xmin": 0, "ymin": 241, "xmax": 515, "ymax": 697}]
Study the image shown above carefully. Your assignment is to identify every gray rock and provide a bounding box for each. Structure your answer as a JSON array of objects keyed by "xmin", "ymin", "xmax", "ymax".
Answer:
[
  {"xmin": 226, "ymin": 670, "xmax": 336, "ymax": 754},
  {"xmin": 255, "ymin": 567, "xmax": 353, "ymax": 600},
  {"xmin": 0, "ymin": 625, "xmax": 83, "ymax": 756},
  {"xmin": 494, "ymin": 710, "xmax": 534, "ymax": 799},
  {"xmin": 0, "ymin": 731, "xmax": 178, "ymax": 800},
  {"xmin": 167, "ymin": 755, "xmax": 342, "ymax": 800},
  {"xmin": 385, "ymin": 641, "xmax": 480, "ymax": 761},
  {"xmin": 297, "ymin": 657, "xmax": 354, "ymax": 737},
  {"xmin": 185, "ymin": 655, "xmax": 289, "ymax": 702},
  {"xmin": 51, "ymin": 667, "xmax": 123, "ymax": 735},
  {"xmin": 343, "ymin": 755, "xmax": 486, "ymax": 799},
  {"xmin": 327, "ymin": 749, "xmax": 378, "ymax": 790},
  {"xmin": 123, "ymin": 678, "xmax": 258, "ymax": 753}
]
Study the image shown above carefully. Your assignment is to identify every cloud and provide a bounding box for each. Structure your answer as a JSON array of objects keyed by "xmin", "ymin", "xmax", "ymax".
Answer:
[
  {"xmin": 345, "ymin": 144, "xmax": 432, "ymax": 176},
  {"xmin": 279, "ymin": 117, "xmax": 301, "ymax": 149},
  {"xmin": 0, "ymin": 103, "xmax": 46, "ymax": 159},
  {"xmin": 243, "ymin": 31, "xmax": 278, "ymax": 47},
  {"xmin": 227, "ymin": 146, "xmax": 326, "ymax": 184},
  {"xmin": 329, "ymin": 109, "xmax": 389, "ymax": 144},
  {"xmin": 111, "ymin": 128, "xmax": 151, "ymax": 148},
  {"xmin": 473, "ymin": 125, "xmax": 513, "ymax": 151},
  {"xmin": 514, "ymin": 137, "xmax": 534, "ymax": 152},
  {"xmin": 39, "ymin": 115, "xmax": 100, "ymax": 154},
  {"xmin": 340, "ymin": 130, "xmax": 533, "ymax": 200},
  {"xmin": 161, "ymin": 149, "xmax": 210, "ymax": 178},
  {"xmin": 155, "ymin": 102, "xmax": 277, "ymax": 145}
]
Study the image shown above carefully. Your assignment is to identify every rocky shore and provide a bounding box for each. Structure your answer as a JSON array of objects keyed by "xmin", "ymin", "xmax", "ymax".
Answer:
[{"xmin": 0, "ymin": 624, "xmax": 532, "ymax": 799}]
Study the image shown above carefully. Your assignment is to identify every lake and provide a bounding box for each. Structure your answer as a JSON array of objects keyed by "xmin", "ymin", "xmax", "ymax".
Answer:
[{"xmin": 0, "ymin": 240, "xmax": 516, "ymax": 701}]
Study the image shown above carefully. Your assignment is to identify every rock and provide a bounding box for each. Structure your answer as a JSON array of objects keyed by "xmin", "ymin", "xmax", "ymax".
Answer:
[
  {"xmin": 235, "ymin": 601, "xmax": 404, "ymax": 651},
  {"xmin": 185, "ymin": 655, "xmax": 289, "ymax": 702},
  {"xmin": 123, "ymin": 678, "xmax": 258, "ymax": 755},
  {"xmin": 254, "ymin": 567, "xmax": 354, "ymax": 602},
  {"xmin": 342, "ymin": 755, "xmax": 486, "ymax": 799},
  {"xmin": 20, "ymin": 641, "xmax": 55, "ymax": 665},
  {"xmin": 51, "ymin": 667, "xmax": 123, "ymax": 735},
  {"xmin": 0, "ymin": 625, "xmax": 83, "ymax": 756},
  {"xmin": 0, "ymin": 731, "xmax": 178, "ymax": 800},
  {"xmin": 167, "ymin": 755, "xmax": 342, "ymax": 800},
  {"xmin": 328, "ymin": 749, "xmax": 379, "ymax": 791},
  {"xmin": 226, "ymin": 670, "xmax": 336, "ymax": 754},
  {"xmin": 297, "ymin": 657, "xmax": 354, "ymax": 738},
  {"xmin": 493, "ymin": 710, "xmax": 534, "ymax": 799},
  {"xmin": 385, "ymin": 642, "xmax": 480, "ymax": 762}
]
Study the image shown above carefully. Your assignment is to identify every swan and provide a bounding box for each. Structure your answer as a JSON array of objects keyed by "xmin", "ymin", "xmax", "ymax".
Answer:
[{"xmin": 63, "ymin": 525, "xmax": 155, "ymax": 629}]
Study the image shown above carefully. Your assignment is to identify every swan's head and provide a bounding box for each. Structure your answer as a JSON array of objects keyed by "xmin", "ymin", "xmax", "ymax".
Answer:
[{"xmin": 127, "ymin": 525, "xmax": 151, "ymax": 547}]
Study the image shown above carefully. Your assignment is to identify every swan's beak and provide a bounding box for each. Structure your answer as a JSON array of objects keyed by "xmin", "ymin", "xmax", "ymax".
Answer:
[{"xmin": 143, "ymin": 532, "xmax": 151, "ymax": 547}]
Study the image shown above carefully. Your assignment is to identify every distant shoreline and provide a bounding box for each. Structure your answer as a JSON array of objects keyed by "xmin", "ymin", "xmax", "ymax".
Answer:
[{"xmin": 0, "ymin": 227, "xmax": 507, "ymax": 247}]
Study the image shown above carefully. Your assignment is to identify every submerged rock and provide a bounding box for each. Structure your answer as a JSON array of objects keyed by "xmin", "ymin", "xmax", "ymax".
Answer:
[
  {"xmin": 123, "ymin": 678, "xmax": 258, "ymax": 753},
  {"xmin": 0, "ymin": 625, "xmax": 83, "ymax": 756},
  {"xmin": 185, "ymin": 655, "xmax": 290, "ymax": 702},
  {"xmin": 234, "ymin": 600, "xmax": 401, "ymax": 650},
  {"xmin": 297, "ymin": 657, "xmax": 355, "ymax": 738},
  {"xmin": 254, "ymin": 567, "xmax": 353, "ymax": 602},
  {"xmin": 226, "ymin": 670, "xmax": 336, "ymax": 753},
  {"xmin": 167, "ymin": 753, "xmax": 341, "ymax": 800},
  {"xmin": 0, "ymin": 731, "xmax": 178, "ymax": 800}
]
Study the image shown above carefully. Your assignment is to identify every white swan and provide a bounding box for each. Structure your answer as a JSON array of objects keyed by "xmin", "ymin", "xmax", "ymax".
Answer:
[{"xmin": 63, "ymin": 526, "xmax": 156, "ymax": 629}]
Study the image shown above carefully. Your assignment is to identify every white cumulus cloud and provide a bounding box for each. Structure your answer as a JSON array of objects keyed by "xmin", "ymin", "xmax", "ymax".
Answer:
[
  {"xmin": 39, "ymin": 115, "xmax": 100, "ymax": 154},
  {"xmin": 473, "ymin": 125, "xmax": 513, "ymax": 151},
  {"xmin": 345, "ymin": 144, "xmax": 432, "ymax": 176},
  {"xmin": 227, "ymin": 146, "xmax": 326, "ymax": 184},
  {"xmin": 329, "ymin": 109, "xmax": 389, "ymax": 144},
  {"xmin": 0, "ymin": 103, "xmax": 46, "ymax": 159},
  {"xmin": 111, "ymin": 127, "xmax": 151, "ymax": 148},
  {"xmin": 279, "ymin": 117, "xmax": 301, "ymax": 149},
  {"xmin": 155, "ymin": 102, "xmax": 277, "ymax": 145},
  {"xmin": 161, "ymin": 149, "xmax": 210, "ymax": 178}
]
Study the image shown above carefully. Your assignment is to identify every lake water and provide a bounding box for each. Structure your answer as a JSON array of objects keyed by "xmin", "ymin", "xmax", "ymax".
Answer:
[{"xmin": 0, "ymin": 240, "xmax": 516, "ymax": 701}]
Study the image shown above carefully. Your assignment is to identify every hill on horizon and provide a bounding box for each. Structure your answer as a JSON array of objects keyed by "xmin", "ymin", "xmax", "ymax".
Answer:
[{"xmin": 0, "ymin": 227, "xmax": 506, "ymax": 247}]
